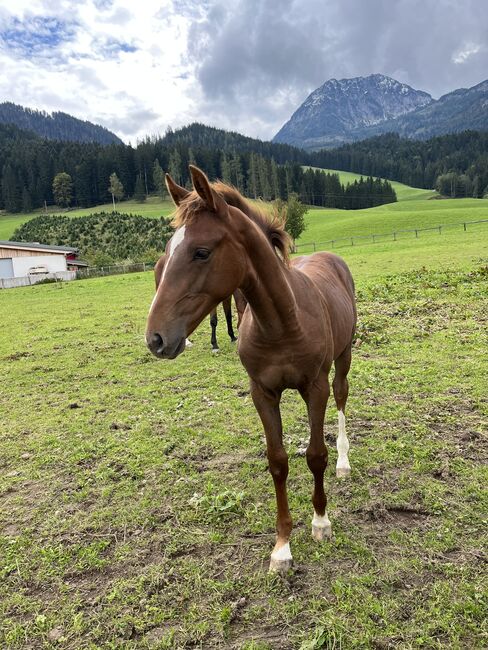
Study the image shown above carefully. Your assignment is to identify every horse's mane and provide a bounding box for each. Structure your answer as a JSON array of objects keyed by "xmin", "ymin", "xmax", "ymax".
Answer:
[{"xmin": 172, "ymin": 181, "xmax": 291, "ymax": 265}]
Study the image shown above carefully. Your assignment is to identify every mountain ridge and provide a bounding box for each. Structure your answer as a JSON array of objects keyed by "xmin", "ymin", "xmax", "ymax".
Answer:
[
  {"xmin": 273, "ymin": 74, "xmax": 488, "ymax": 149},
  {"xmin": 0, "ymin": 102, "xmax": 123, "ymax": 145}
]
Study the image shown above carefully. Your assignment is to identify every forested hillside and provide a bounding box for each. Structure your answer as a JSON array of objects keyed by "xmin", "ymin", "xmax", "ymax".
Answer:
[
  {"xmin": 310, "ymin": 131, "xmax": 488, "ymax": 197},
  {"xmin": 0, "ymin": 103, "xmax": 123, "ymax": 145},
  {"xmin": 0, "ymin": 123, "xmax": 396, "ymax": 213},
  {"xmin": 2, "ymin": 122, "xmax": 487, "ymax": 215}
]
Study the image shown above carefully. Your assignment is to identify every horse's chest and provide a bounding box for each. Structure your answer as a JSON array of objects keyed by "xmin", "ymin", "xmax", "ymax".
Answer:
[{"xmin": 239, "ymin": 343, "xmax": 325, "ymax": 391}]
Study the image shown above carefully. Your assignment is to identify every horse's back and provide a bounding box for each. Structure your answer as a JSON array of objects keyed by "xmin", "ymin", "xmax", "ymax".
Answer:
[{"xmin": 292, "ymin": 252, "xmax": 356, "ymax": 358}]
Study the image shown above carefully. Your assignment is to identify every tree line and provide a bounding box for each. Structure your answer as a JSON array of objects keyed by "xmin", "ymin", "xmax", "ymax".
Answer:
[
  {"xmin": 309, "ymin": 131, "xmax": 488, "ymax": 198},
  {"xmin": 0, "ymin": 122, "xmax": 396, "ymax": 213}
]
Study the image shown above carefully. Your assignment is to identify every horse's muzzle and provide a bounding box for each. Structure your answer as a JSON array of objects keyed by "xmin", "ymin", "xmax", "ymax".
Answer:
[{"xmin": 146, "ymin": 332, "xmax": 186, "ymax": 359}]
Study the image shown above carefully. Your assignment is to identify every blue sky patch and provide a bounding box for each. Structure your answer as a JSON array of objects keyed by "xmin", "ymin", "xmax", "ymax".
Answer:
[{"xmin": 0, "ymin": 16, "xmax": 77, "ymax": 59}]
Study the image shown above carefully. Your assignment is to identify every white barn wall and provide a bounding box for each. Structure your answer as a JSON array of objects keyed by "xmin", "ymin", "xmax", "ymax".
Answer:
[{"xmin": 12, "ymin": 254, "xmax": 67, "ymax": 278}]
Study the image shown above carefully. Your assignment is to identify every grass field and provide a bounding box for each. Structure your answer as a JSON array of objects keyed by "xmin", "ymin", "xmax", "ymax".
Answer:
[
  {"xmin": 298, "ymin": 198, "xmax": 488, "ymax": 250},
  {"xmin": 1, "ymin": 221, "xmax": 487, "ymax": 648},
  {"xmin": 307, "ymin": 168, "xmax": 437, "ymax": 202}
]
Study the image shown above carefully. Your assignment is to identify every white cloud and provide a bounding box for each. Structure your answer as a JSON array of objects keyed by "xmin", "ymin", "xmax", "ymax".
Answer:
[
  {"xmin": 452, "ymin": 43, "xmax": 481, "ymax": 64},
  {"xmin": 0, "ymin": 0, "xmax": 200, "ymax": 141},
  {"xmin": 0, "ymin": 0, "xmax": 487, "ymax": 142}
]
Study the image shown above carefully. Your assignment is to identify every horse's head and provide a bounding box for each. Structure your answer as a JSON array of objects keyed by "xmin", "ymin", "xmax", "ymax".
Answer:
[{"xmin": 146, "ymin": 166, "xmax": 246, "ymax": 359}]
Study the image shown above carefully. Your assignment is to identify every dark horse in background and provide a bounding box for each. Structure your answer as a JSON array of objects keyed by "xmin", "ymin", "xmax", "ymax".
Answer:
[
  {"xmin": 146, "ymin": 166, "xmax": 357, "ymax": 572},
  {"xmin": 154, "ymin": 252, "xmax": 246, "ymax": 351}
]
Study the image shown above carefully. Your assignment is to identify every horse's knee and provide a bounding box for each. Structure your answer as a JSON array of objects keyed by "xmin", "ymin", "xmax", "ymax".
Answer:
[
  {"xmin": 268, "ymin": 450, "xmax": 289, "ymax": 481},
  {"xmin": 306, "ymin": 447, "xmax": 328, "ymax": 474}
]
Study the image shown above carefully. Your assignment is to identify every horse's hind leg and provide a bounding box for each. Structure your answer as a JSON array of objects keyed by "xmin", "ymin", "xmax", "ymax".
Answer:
[
  {"xmin": 300, "ymin": 372, "xmax": 332, "ymax": 541},
  {"xmin": 223, "ymin": 296, "xmax": 237, "ymax": 342},
  {"xmin": 333, "ymin": 346, "xmax": 352, "ymax": 478},
  {"xmin": 210, "ymin": 309, "xmax": 219, "ymax": 352}
]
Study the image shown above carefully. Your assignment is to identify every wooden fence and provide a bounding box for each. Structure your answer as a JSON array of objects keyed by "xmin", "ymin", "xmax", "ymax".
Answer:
[{"xmin": 295, "ymin": 218, "xmax": 488, "ymax": 253}]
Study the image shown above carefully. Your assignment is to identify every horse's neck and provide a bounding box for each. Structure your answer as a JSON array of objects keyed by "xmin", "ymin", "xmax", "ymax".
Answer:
[{"xmin": 239, "ymin": 225, "xmax": 299, "ymax": 340}]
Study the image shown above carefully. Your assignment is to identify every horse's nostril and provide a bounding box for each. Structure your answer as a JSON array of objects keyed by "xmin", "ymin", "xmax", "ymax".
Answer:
[{"xmin": 148, "ymin": 332, "xmax": 163, "ymax": 353}]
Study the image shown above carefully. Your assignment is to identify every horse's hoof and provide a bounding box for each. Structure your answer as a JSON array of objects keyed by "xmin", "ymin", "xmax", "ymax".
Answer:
[
  {"xmin": 336, "ymin": 466, "xmax": 351, "ymax": 478},
  {"xmin": 269, "ymin": 542, "xmax": 293, "ymax": 573},
  {"xmin": 312, "ymin": 522, "xmax": 332, "ymax": 541},
  {"xmin": 269, "ymin": 557, "xmax": 293, "ymax": 574},
  {"xmin": 230, "ymin": 337, "xmax": 237, "ymax": 343},
  {"xmin": 212, "ymin": 348, "xmax": 220, "ymax": 354},
  {"xmin": 185, "ymin": 339, "xmax": 193, "ymax": 348}
]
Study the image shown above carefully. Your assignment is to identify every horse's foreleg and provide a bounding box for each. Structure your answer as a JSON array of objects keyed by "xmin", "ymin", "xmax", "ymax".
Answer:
[
  {"xmin": 333, "ymin": 346, "xmax": 352, "ymax": 478},
  {"xmin": 210, "ymin": 309, "xmax": 219, "ymax": 352},
  {"xmin": 223, "ymin": 296, "xmax": 237, "ymax": 342},
  {"xmin": 300, "ymin": 373, "xmax": 332, "ymax": 541},
  {"xmin": 250, "ymin": 380, "xmax": 292, "ymax": 573}
]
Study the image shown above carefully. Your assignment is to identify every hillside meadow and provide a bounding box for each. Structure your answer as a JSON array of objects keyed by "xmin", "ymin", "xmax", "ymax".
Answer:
[{"xmin": 1, "ymin": 220, "xmax": 487, "ymax": 648}]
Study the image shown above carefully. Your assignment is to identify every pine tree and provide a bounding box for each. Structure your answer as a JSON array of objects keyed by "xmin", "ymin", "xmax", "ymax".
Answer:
[
  {"xmin": 168, "ymin": 148, "xmax": 182, "ymax": 184},
  {"xmin": 1, "ymin": 164, "xmax": 21, "ymax": 213},
  {"xmin": 153, "ymin": 159, "xmax": 166, "ymax": 199},
  {"xmin": 133, "ymin": 174, "xmax": 146, "ymax": 202},
  {"xmin": 22, "ymin": 186, "xmax": 32, "ymax": 213},
  {"xmin": 221, "ymin": 153, "xmax": 232, "ymax": 184}
]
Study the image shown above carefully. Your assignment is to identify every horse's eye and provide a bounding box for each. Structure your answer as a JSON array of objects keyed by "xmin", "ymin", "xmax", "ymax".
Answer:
[{"xmin": 193, "ymin": 249, "xmax": 210, "ymax": 261}]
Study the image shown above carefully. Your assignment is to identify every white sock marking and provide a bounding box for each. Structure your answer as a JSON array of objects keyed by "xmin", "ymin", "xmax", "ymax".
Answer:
[
  {"xmin": 312, "ymin": 511, "xmax": 331, "ymax": 529},
  {"xmin": 271, "ymin": 542, "xmax": 292, "ymax": 562},
  {"xmin": 336, "ymin": 410, "xmax": 351, "ymax": 473}
]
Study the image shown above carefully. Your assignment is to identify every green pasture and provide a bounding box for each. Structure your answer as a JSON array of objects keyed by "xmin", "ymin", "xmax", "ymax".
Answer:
[
  {"xmin": 1, "ymin": 225, "xmax": 487, "ymax": 648},
  {"xmin": 299, "ymin": 198, "xmax": 488, "ymax": 249},
  {"xmin": 306, "ymin": 167, "xmax": 437, "ymax": 201}
]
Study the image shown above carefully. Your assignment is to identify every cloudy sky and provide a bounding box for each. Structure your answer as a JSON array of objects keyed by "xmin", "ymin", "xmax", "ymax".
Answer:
[{"xmin": 0, "ymin": 0, "xmax": 487, "ymax": 142}]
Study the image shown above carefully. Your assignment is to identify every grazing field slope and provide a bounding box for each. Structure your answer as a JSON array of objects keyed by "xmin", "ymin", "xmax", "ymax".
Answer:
[
  {"xmin": 1, "ymin": 227, "xmax": 487, "ymax": 648},
  {"xmin": 299, "ymin": 198, "xmax": 488, "ymax": 250}
]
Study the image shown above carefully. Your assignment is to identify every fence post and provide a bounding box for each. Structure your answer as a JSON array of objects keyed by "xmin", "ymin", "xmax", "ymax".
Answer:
[
  {"xmin": 393, "ymin": 232, "xmax": 396, "ymax": 241},
  {"xmin": 464, "ymin": 223, "xmax": 467, "ymax": 232},
  {"xmin": 415, "ymin": 229, "xmax": 418, "ymax": 238},
  {"xmin": 351, "ymin": 238, "xmax": 354, "ymax": 246},
  {"xmin": 372, "ymin": 234, "xmax": 375, "ymax": 243},
  {"xmin": 438, "ymin": 226, "xmax": 442, "ymax": 234},
  {"xmin": 313, "ymin": 243, "xmax": 316, "ymax": 252}
]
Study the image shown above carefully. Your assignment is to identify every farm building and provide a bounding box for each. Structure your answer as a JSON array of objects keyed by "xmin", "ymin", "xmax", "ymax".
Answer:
[{"xmin": 0, "ymin": 241, "xmax": 88, "ymax": 288}]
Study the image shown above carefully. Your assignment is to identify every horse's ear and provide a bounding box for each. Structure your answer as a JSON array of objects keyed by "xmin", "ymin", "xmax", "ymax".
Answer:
[
  {"xmin": 189, "ymin": 165, "xmax": 226, "ymax": 214},
  {"xmin": 165, "ymin": 174, "xmax": 190, "ymax": 206}
]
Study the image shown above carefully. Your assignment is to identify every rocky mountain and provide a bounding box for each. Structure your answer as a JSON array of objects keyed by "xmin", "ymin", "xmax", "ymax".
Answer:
[
  {"xmin": 0, "ymin": 102, "xmax": 123, "ymax": 145},
  {"xmin": 361, "ymin": 79, "xmax": 488, "ymax": 140},
  {"xmin": 273, "ymin": 74, "xmax": 488, "ymax": 150}
]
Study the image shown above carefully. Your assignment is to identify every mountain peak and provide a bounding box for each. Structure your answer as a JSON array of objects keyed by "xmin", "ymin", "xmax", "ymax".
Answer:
[
  {"xmin": 274, "ymin": 74, "xmax": 432, "ymax": 148},
  {"xmin": 273, "ymin": 75, "xmax": 488, "ymax": 150}
]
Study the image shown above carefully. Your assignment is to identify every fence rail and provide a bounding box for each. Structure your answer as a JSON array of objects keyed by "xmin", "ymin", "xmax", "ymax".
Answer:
[
  {"xmin": 0, "ymin": 271, "xmax": 76, "ymax": 290},
  {"xmin": 295, "ymin": 218, "xmax": 488, "ymax": 253},
  {"xmin": 75, "ymin": 262, "xmax": 155, "ymax": 279}
]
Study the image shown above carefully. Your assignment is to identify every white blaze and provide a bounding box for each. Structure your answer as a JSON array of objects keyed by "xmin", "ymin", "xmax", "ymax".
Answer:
[{"xmin": 160, "ymin": 225, "xmax": 186, "ymax": 284}]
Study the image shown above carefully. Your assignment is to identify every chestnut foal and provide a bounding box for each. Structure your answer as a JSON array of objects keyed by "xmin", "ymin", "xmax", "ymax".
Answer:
[{"xmin": 146, "ymin": 166, "xmax": 357, "ymax": 572}]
